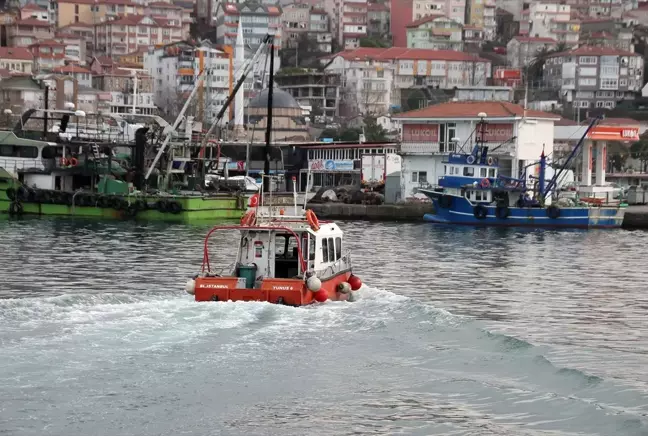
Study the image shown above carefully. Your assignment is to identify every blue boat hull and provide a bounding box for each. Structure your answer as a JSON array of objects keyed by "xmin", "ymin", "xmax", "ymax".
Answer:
[{"xmin": 422, "ymin": 194, "xmax": 625, "ymax": 229}]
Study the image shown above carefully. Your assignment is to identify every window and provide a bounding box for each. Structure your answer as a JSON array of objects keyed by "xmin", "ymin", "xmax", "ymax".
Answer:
[
  {"xmin": 579, "ymin": 78, "xmax": 596, "ymax": 86},
  {"xmin": 620, "ymin": 79, "xmax": 628, "ymax": 86},
  {"xmin": 412, "ymin": 171, "xmax": 427, "ymax": 183},
  {"xmin": 600, "ymin": 78, "xmax": 618, "ymax": 90},
  {"xmin": 579, "ymin": 56, "xmax": 597, "ymax": 65},
  {"xmin": 309, "ymin": 237, "xmax": 315, "ymax": 261},
  {"xmin": 488, "ymin": 168, "xmax": 496, "ymax": 177},
  {"xmin": 327, "ymin": 237, "xmax": 335, "ymax": 262},
  {"xmin": 596, "ymin": 101, "xmax": 604, "ymax": 108},
  {"xmin": 480, "ymin": 168, "xmax": 487, "ymax": 177},
  {"xmin": 463, "ymin": 167, "xmax": 474, "ymax": 176},
  {"xmin": 335, "ymin": 237, "xmax": 341, "ymax": 260},
  {"xmin": 0, "ymin": 145, "xmax": 38, "ymax": 158},
  {"xmin": 321, "ymin": 238, "xmax": 328, "ymax": 262}
]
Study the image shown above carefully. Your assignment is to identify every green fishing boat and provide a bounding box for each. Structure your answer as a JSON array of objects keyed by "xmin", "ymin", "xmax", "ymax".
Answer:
[{"xmin": 0, "ymin": 37, "xmax": 280, "ymax": 222}]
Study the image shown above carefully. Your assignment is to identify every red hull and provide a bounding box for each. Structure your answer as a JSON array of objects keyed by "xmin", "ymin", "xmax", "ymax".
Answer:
[{"xmin": 194, "ymin": 272, "xmax": 354, "ymax": 305}]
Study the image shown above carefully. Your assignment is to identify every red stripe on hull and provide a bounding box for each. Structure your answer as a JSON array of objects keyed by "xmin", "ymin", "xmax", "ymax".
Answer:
[{"xmin": 194, "ymin": 272, "xmax": 353, "ymax": 305}]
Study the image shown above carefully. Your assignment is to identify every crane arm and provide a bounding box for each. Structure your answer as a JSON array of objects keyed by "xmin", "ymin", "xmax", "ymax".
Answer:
[{"xmin": 198, "ymin": 34, "xmax": 274, "ymax": 150}]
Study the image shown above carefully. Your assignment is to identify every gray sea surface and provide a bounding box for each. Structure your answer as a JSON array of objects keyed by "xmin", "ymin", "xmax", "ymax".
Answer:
[{"xmin": 1, "ymin": 218, "xmax": 647, "ymax": 435}]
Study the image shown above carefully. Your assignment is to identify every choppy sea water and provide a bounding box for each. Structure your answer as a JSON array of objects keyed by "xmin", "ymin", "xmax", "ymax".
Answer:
[{"xmin": 1, "ymin": 218, "xmax": 648, "ymax": 436}]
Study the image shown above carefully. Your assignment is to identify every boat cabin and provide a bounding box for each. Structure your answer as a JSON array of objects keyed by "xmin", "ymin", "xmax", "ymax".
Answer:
[{"xmin": 232, "ymin": 222, "xmax": 347, "ymax": 287}]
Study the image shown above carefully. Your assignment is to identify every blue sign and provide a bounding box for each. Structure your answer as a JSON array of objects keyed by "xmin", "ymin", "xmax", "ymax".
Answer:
[
  {"xmin": 321, "ymin": 138, "xmax": 334, "ymax": 143},
  {"xmin": 310, "ymin": 159, "xmax": 354, "ymax": 171}
]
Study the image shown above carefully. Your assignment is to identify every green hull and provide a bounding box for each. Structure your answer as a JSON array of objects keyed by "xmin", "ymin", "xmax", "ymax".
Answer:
[{"xmin": 0, "ymin": 181, "xmax": 246, "ymax": 223}]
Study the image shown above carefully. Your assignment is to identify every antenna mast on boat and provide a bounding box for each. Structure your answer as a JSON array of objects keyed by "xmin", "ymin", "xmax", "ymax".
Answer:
[{"xmin": 263, "ymin": 39, "xmax": 275, "ymax": 194}]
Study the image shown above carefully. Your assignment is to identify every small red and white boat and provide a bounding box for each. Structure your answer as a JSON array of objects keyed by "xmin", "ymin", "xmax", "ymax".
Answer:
[{"xmin": 185, "ymin": 192, "xmax": 363, "ymax": 305}]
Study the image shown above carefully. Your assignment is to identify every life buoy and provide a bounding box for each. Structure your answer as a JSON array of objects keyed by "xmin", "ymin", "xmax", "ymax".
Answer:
[
  {"xmin": 248, "ymin": 193, "xmax": 259, "ymax": 207},
  {"xmin": 480, "ymin": 178, "xmax": 490, "ymax": 189},
  {"xmin": 487, "ymin": 156, "xmax": 494, "ymax": 166},
  {"xmin": 306, "ymin": 209, "xmax": 320, "ymax": 231},
  {"xmin": 240, "ymin": 210, "xmax": 256, "ymax": 226},
  {"xmin": 69, "ymin": 157, "xmax": 79, "ymax": 167},
  {"xmin": 473, "ymin": 204, "xmax": 488, "ymax": 220},
  {"xmin": 466, "ymin": 155, "xmax": 476, "ymax": 164},
  {"xmin": 60, "ymin": 157, "xmax": 68, "ymax": 166}
]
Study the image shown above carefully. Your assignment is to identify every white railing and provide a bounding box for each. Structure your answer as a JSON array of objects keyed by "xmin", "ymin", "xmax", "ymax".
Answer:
[
  {"xmin": 316, "ymin": 250, "xmax": 352, "ymax": 280},
  {"xmin": 0, "ymin": 158, "xmax": 44, "ymax": 175},
  {"xmin": 399, "ymin": 142, "xmax": 516, "ymax": 156}
]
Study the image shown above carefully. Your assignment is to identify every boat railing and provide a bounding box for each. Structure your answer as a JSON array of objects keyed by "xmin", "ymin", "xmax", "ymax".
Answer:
[
  {"xmin": 0, "ymin": 158, "xmax": 44, "ymax": 173},
  {"xmin": 316, "ymin": 249, "xmax": 352, "ymax": 279}
]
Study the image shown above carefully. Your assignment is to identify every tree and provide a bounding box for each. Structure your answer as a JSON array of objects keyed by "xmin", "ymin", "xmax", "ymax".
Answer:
[
  {"xmin": 526, "ymin": 42, "xmax": 568, "ymax": 86},
  {"xmin": 280, "ymin": 33, "xmax": 325, "ymax": 68},
  {"xmin": 359, "ymin": 37, "xmax": 391, "ymax": 48},
  {"xmin": 631, "ymin": 132, "xmax": 648, "ymax": 172},
  {"xmin": 362, "ymin": 115, "xmax": 387, "ymax": 142}
]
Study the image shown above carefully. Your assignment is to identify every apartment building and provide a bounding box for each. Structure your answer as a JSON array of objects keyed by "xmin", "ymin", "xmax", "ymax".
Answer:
[
  {"xmin": 390, "ymin": 0, "xmax": 413, "ymax": 47},
  {"xmin": 412, "ymin": 0, "xmax": 465, "ymax": 24},
  {"xmin": 92, "ymin": 67, "xmax": 156, "ymax": 115},
  {"xmin": 506, "ymin": 36, "xmax": 556, "ymax": 69},
  {"xmin": 324, "ymin": 47, "xmax": 491, "ymax": 115},
  {"xmin": 579, "ymin": 17, "xmax": 634, "ymax": 51},
  {"xmin": 339, "ymin": 0, "xmax": 369, "ymax": 49},
  {"xmin": 0, "ymin": 47, "xmax": 34, "ymax": 74},
  {"xmin": 213, "ymin": 2, "xmax": 282, "ymax": 69},
  {"xmin": 30, "ymin": 40, "xmax": 66, "ymax": 72},
  {"xmin": 55, "ymin": 32, "xmax": 86, "ymax": 63},
  {"xmin": 143, "ymin": 41, "xmax": 232, "ymax": 122},
  {"xmin": 563, "ymin": 0, "xmax": 638, "ymax": 20},
  {"xmin": 368, "ymin": 3, "xmax": 390, "ymax": 38},
  {"xmin": 146, "ymin": 2, "xmax": 190, "ymax": 38},
  {"xmin": 282, "ymin": 4, "xmax": 332, "ymax": 53},
  {"xmin": 95, "ymin": 14, "xmax": 184, "ymax": 57},
  {"xmin": 19, "ymin": 3, "xmax": 49, "ymax": 21},
  {"xmin": 56, "ymin": 0, "xmax": 144, "ymax": 28},
  {"xmin": 58, "ymin": 23, "xmax": 94, "ymax": 60},
  {"xmin": 52, "ymin": 64, "xmax": 93, "ymax": 87},
  {"xmin": 543, "ymin": 46, "xmax": 644, "ymax": 110},
  {"xmin": 467, "ymin": 0, "xmax": 495, "ymax": 40},
  {"xmin": 7, "ymin": 17, "xmax": 54, "ymax": 47},
  {"xmin": 520, "ymin": 2, "xmax": 580, "ymax": 46},
  {"xmin": 275, "ymin": 69, "xmax": 341, "ymax": 119},
  {"xmin": 406, "ymin": 15, "xmax": 463, "ymax": 50}
]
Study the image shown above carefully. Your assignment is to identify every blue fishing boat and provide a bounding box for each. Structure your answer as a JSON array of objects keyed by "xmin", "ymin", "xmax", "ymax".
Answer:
[{"xmin": 418, "ymin": 115, "xmax": 626, "ymax": 229}]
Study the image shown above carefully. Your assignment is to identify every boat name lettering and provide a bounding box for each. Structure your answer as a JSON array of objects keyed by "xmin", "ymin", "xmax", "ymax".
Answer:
[
  {"xmin": 272, "ymin": 285, "xmax": 294, "ymax": 290},
  {"xmin": 622, "ymin": 129, "xmax": 638, "ymax": 138},
  {"xmin": 201, "ymin": 284, "xmax": 229, "ymax": 289}
]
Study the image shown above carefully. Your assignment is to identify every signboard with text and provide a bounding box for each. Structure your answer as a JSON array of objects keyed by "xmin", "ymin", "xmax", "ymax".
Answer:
[
  {"xmin": 587, "ymin": 126, "xmax": 640, "ymax": 142},
  {"xmin": 309, "ymin": 159, "xmax": 355, "ymax": 171},
  {"xmin": 481, "ymin": 123, "xmax": 514, "ymax": 142},
  {"xmin": 402, "ymin": 124, "xmax": 439, "ymax": 142}
]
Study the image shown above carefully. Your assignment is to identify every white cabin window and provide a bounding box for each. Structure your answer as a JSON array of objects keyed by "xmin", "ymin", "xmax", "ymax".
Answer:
[
  {"xmin": 480, "ymin": 168, "xmax": 487, "ymax": 177},
  {"xmin": 463, "ymin": 167, "xmax": 474, "ymax": 176},
  {"xmin": 321, "ymin": 238, "xmax": 328, "ymax": 262},
  {"xmin": 327, "ymin": 237, "xmax": 335, "ymax": 262},
  {"xmin": 488, "ymin": 168, "xmax": 496, "ymax": 177},
  {"xmin": 309, "ymin": 237, "xmax": 315, "ymax": 261},
  {"xmin": 444, "ymin": 165, "xmax": 447, "ymax": 174},
  {"xmin": 335, "ymin": 237, "xmax": 342, "ymax": 259}
]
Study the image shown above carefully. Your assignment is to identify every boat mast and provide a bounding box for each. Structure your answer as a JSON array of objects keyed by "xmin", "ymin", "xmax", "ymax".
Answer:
[
  {"xmin": 541, "ymin": 115, "xmax": 601, "ymax": 201},
  {"xmin": 263, "ymin": 40, "xmax": 275, "ymax": 193}
]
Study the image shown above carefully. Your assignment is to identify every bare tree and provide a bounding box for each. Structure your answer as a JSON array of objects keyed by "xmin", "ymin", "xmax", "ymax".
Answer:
[{"xmin": 339, "ymin": 80, "xmax": 386, "ymax": 117}]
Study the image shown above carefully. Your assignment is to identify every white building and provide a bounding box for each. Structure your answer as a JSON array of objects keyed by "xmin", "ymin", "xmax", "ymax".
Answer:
[
  {"xmin": 520, "ymin": 2, "xmax": 579, "ymax": 46},
  {"xmin": 144, "ymin": 41, "xmax": 232, "ymax": 123},
  {"xmin": 324, "ymin": 47, "xmax": 492, "ymax": 116},
  {"xmin": 393, "ymin": 101, "xmax": 560, "ymax": 200}
]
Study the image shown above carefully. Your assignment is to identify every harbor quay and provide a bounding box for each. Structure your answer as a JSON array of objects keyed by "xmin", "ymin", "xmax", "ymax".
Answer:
[{"xmin": 307, "ymin": 202, "xmax": 648, "ymax": 229}]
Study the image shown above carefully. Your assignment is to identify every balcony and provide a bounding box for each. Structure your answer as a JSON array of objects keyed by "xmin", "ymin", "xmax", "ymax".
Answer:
[{"xmin": 400, "ymin": 142, "xmax": 515, "ymax": 155}]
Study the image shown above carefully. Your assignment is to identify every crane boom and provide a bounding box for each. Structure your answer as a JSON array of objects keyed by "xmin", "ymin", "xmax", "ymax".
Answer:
[
  {"xmin": 144, "ymin": 34, "xmax": 274, "ymax": 183},
  {"xmin": 198, "ymin": 34, "xmax": 273, "ymax": 151}
]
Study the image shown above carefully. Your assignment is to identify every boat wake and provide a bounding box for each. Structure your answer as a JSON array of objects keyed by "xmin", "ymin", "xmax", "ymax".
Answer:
[{"xmin": 1, "ymin": 288, "xmax": 647, "ymax": 436}]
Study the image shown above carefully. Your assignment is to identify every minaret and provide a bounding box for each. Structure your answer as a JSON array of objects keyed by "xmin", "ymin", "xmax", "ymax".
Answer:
[{"xmin": 233, "ymin": 19, "xmax": 245, "ymax": 138}]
